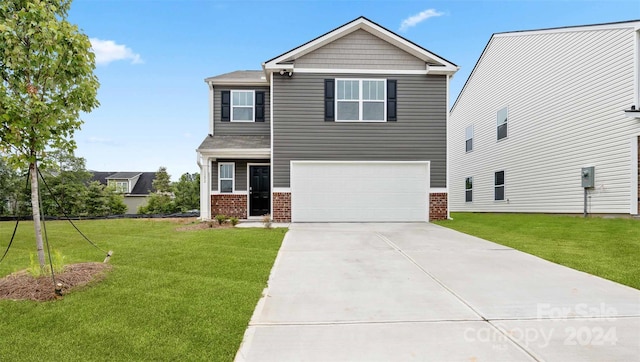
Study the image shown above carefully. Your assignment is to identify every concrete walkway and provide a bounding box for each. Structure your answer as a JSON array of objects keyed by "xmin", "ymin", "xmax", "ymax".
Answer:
[{"xmin": 235, "ymin": 223, "xmax": 640, "ymax": 361}]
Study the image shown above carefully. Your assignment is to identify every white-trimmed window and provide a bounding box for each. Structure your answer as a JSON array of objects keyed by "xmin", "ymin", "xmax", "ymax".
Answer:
[
  {"xmin": 497, "ymin": 107, "xmax": 508, "ymax": 140},
  {"xmin": 108, "ymin": 180, "xmax": 128, "ymax": 193},
  {"xmin": 465, "ymin": 177, "xmax": 473, "ymax": 202},
  {"xmin": 336, "ymin": 79, "xmax": 386, "ymax": 122},
  {"xmin": 494, "ymin": 170, "xmax": 505, "ymax": 201},
  {"xmin": 465, "ymin": 125, "xmax": 473, "ymax": 152},
  {"xmin": 219, "ymin": 163, "xmax": 234, "ymax": 193},
  {"xmin": 231, "ymin": 90, "xmax": 254, "ymax": 122}
]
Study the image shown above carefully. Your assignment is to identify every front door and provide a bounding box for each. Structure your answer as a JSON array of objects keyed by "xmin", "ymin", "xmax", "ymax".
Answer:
[{"xmin": 249, "ymin": 165, "xmax": 270, "ymax": 217}]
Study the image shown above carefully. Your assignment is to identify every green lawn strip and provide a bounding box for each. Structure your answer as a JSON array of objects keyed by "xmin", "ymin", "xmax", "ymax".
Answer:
[
  {"xmin": 434, "ymin": 213, "xmax": 640, "ymax": 290},
  {"xmin": 0, "ymin": 219, "xmax": 286, "ymax": 361}
]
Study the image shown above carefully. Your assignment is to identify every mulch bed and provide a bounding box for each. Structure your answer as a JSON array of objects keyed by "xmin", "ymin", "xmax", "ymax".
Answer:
[{"xmin": 0, "ymin": 262, "xmax": 112, "ymax": 302}]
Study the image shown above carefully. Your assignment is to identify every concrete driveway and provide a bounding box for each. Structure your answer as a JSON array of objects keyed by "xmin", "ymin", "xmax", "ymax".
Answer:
[{"xmin": 235, "ymin": 223, "xmax": 640, "ymax": 361}]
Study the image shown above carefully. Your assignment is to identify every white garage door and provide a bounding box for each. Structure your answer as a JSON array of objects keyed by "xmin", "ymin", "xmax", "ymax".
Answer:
[{"xmin": 290, "ymin": 161, "xmax": 430, "ymax": 222}]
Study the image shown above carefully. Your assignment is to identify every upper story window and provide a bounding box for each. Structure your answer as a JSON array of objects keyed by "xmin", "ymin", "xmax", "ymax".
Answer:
[
  {"xmin": 108, "ymin": 180, "xmax": 128, "ymax": 193},
  {"xmin": 494, "ymin": 170, "xmax": 505, "ymax": 201},
  {"xmin": 231, "ymin": 90, "xmax": 254, "ymax": 122},
  {"xmin": 465, "ymin": 125, "xmax": 473, "ymax": 152},
  {"xmin": 219, "ymin": 163, "xmax": 234, "ymax": 193},
  {"xmin": 497, "ymin": 107, "xmax": 508, "ymax": 141},
  {"xmin": 465, "ymin": 177, "xmax": 473, "ymax": 202},
  {"xmin": 336, "ymin": 79, "xmax": 386, "ymax": 122},
  {"xmin": 220, "ymin": 90, "xmax": 265, "ymax": 122}
]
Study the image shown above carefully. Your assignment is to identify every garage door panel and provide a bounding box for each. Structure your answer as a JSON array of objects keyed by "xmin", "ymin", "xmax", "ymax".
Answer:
[{"xmin": 291, "ymin": 161, "xmax": 430, "ymax": 222}]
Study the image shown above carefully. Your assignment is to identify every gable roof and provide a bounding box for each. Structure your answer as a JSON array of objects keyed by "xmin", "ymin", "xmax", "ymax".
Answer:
[
  {"xmin": 130, "ymin": 172, "xmax": 156, "ymax": 195},
  {"xmin": 107, "ymin": 172, "xmax": 142, "ymax": 180},
  {"xmin": 451, "ymin": 19, "xmax": 640, "ymax": 111},
  {"xmin": 90, "ymin": 171, "xmax": 157, "ymax": 195},
  {"xmin": 262, "ymin": 16, "xmax": 458, "ymax": 75}
]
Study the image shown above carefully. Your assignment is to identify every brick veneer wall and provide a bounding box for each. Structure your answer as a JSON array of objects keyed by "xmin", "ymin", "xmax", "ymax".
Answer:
[
  {"xmin": 273, "ymin": 192, "xmax": 291, "ymax": 222},
  {"xmin": 211, "ymin": 194, "xmax": 247, "ymax": 219},
  {"xmin": 429, "ymin": 193, "xmax": 448, "ymax": 221}
]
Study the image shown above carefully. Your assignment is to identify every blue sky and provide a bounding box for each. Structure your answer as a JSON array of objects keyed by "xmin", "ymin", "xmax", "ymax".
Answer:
[{"xmin": 68, "ymin": 0, "xmax": 640, "ymax": 179}]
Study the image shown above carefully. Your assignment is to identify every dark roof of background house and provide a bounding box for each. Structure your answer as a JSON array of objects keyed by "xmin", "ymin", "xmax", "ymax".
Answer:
[
  {"xmin": 90, "ymin": 172, "xmax": 114, "ymax": 185},
  {"xmin": 107, "ymin": 172, "xmax": 142, "ymax": 179},
  {"xmin": 89, "ymin": 171, "xmax": 156, "ymax": 195},
  {"xmin": 130, "ymin": 172, "xmax": 156, "ymax": 195}
]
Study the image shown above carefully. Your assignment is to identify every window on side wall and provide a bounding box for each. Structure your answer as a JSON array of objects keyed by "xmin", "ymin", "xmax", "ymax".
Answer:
[
  {"xmin": 336, "ymin": 79, "xmax": 386, "ymax": 122},
  {"xmin": 465, "ymin": 125, "xmax": 473, "ymax": 152},
  {"xmin": 465, "ymin": 177, "xmax": 473, "ymax": 202},
  {"xmin": 219, "ymin": 163, "xmax": 234, "ymax": 193},
  {"xmin": 494, "ymin": 171, "xmax": 505, "ymax": 201},
  {"xmin": 231, "ymin": 90, "xmax": 254, "ymax": 122},
  {"xmin": 497, "ymin": 107, "xmax": 508, "ymax": 140}
]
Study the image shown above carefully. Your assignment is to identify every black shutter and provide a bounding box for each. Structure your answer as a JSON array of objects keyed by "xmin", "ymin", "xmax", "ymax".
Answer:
[
  {"xmin": 387, "ymin": 80, "xmax": 397, "ymax": 122},
  {"xmin": 221, "ymin": 91, "xmax": 230, "ymax": 122},
  {"xmin": 255, "ymin": 91, "xmax": 265, "ymax": 122},
  {"xmin": 324, "ymin": 79, "xmax": 335, "ymax": 122}
]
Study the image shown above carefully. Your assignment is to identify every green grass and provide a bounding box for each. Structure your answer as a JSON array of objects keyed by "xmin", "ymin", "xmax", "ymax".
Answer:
[
  {"xmin": 434, "ymin": 213, "xmax": 640, "ymax": 290},
  {"xmin": 0, "ymin": 219, "xmax": 286, "ymax": 361}
]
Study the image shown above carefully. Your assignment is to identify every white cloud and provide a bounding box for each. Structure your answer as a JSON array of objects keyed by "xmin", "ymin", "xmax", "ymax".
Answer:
[
  {"xmin": 399, "ymin": 9, "xmax": 444, "ymax": 32},
  {"xmin": 90, "ymin": 38, "xmax": 143, "ymax": 65}
]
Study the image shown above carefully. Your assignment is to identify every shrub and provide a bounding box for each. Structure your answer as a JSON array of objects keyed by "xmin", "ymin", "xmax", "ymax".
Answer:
[
  {"xmin": 262, "ymin": 214, "xmax": 272, "ymax": 229},
  {"xmin": 27, "ymin": 250, "xmax": 66, "ymax": 277},
  {"xmin": 214, "ymin": 214, "xmax": 228, "ymax": 225},
  {"xmin": 229, "ymin": 217, "xmax": 239, "ymax": 226}
]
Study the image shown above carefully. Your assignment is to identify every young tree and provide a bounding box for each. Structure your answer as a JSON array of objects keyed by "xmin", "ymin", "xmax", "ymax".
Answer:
[
  {"xmin": 152, "ymin": 166, "xmax": 172, "ymax": 193},
  {"xmin": 173, "ymin": 172, "xmax": 199, "ymax": 212},
  {"xmin": 138, "ymin": 166, "xmax": 176, "ymax": 215},
  {"xmin": 0, "ymin": 0, "xmax": 100, "ymax": 269}
]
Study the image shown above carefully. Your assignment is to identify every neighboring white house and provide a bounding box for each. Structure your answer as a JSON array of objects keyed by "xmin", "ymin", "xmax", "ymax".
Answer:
[{"xmin": 449, "ymin": 20, "xmax": 640, "ymax": 215}]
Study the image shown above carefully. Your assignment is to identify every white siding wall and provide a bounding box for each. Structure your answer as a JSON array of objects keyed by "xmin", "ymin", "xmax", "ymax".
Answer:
[{"xmin": 450, "ymin": 25, "xmax": 640, "ymax": 214}]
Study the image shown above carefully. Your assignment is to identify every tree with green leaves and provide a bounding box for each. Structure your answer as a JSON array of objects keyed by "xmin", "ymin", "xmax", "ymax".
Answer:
[
  {"xmin": 139, "ymin": 166, "xmax": 177, "ymax": 215},
  {"xmin": 0, "ymin": 155, "xmax": 21, "ymax": 215},
  {"xmin": 0, "ymin": 0, "xmax": 100, "ymax": 269},
  {"xmin": 40, "ymin": 149, "xmax": 92, "ymax": 216},
  {"xmin": 173, "ymin": 172, "xmax": 199, "ymax": 212}
]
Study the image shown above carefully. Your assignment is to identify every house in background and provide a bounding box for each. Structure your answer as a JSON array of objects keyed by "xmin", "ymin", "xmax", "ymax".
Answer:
[
  {"xmin": 197, "ymin": 16, "xmax": 458, "ymax": 222},
  {"xmin": 449, "ymin": 20, "xmax": 640, "ymax": 216},
  {"xmin": 91, "ymin": 171, "xmax": 156, "ymax": 214}
]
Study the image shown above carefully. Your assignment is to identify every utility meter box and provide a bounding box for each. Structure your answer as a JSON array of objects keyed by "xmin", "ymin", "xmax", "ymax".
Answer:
[{"xmin": 581, "ymin": 166, "xmax": 595, "ymax": 188}]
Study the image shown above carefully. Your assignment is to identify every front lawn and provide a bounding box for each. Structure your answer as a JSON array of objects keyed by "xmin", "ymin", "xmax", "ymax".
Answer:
[
  {"xmin": 434, "ymin": 213, "xmax": 640, "ymax": 290},
  {"xmin": 0, "ymin": 219, "xmax": 286, "ymax": 361}
]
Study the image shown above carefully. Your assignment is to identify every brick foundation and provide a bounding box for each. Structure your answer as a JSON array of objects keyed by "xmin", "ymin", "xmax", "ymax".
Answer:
[
  {"xmin": 211, "ymin": 194, "xmax": 247, "ymax": 219},
  {"xmin": 272, "ymin": 192, "xmax": 291, "ymax": 222},
  {"xmin": 429, "ymin": 193, "xmax": 448, "ymax": 221}
]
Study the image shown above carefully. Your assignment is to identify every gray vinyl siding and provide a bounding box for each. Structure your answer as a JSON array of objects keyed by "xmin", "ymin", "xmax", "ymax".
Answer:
[
  {"xmin": 295, "ymin": 29, "xmax": 426, "ymax": 70},
  {"xmin": 211, "ymin": 159, "xmax": 270, "ymax": 191},
  {"xmin": 273, "ymin": 73, "xmax": 447, "ymax": 188},
  {"xmin": 213, "ymin": 86, "xmax": 270, "ymax": 136}
]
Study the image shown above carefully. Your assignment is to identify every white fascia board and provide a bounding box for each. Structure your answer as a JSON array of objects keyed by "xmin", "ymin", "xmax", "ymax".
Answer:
[
  {"xmin": 208, "ymin": 80, "xmax": 269, "ymax": 86},
  {"xmin": 273, "ymin": 187, "xmax": 291, "ymax": 193},
  {"xmin": 198, "ymin": 148, "xmax": 271, "ymax": 159},
  {"xmin": 429, "ymin": 187, "xmax": 448, "ymax": 193},
  {"xmin": 293, "ymin": 68, "xmax": 428, "ymax": 75},
  {"xmin": 263, "ymin": 17, "xmax": 457, "ymax": 71}
]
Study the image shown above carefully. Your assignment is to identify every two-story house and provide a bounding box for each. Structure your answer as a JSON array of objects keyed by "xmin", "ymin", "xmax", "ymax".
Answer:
[
  {"xmin": 197, "ymin": 17, "xmax": 458, "ymax": 222},
  {"xmin": 91, "ymin": 171, "xmax": 156, "ymax": 214},
  {"xmin": 449, "ymin": 20, "xmax": 640, "ymax": 216}
]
